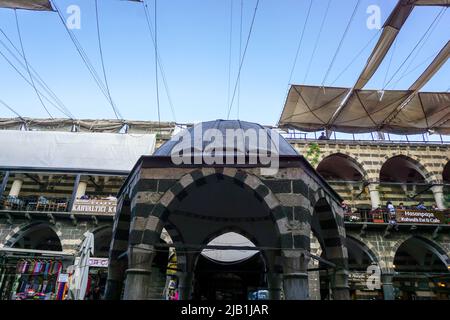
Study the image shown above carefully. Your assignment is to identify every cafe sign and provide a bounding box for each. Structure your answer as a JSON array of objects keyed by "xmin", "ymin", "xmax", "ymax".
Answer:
[
  {"xmin": 72, "ymin": 199, "xmax": 117, "ymax": 215},
  {"xmin": 396, "ymin": 209, "xmax": 446, "ymax": 224},
  {"xmin": 88, "ymin": 258, "xmax": 109, "ymax": 268}
]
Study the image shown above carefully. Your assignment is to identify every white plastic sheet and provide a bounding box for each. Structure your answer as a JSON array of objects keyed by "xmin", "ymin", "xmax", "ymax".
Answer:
[{"xmin": 0, "ymin": 130, "xmax": 156, "ymax": 172}]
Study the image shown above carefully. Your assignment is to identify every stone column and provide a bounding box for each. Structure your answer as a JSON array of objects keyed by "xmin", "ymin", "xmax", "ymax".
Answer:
[
  {"xmin": 177, "ymin": 272, "xmax": 193, "ymax": 300},
  {"xmin": 75, "ymin": 181, "xmax": 88, "ymax": 199},
  {"xmin": 9, "ymin": 179, "xmax": 23, "ymax": 197},
  {"xmin": 381, "ymin": 273, "xmax": 395, "ymax": 300},
  {"xmin": 104, "ymin": 259, "xmax": 126, "ymax": 300},
  {"xmin": 282, "ymin": 251, "xmax": 310, "ymax": 300},
  {"xmin": 267, "ymin": 273, "xmax": 283, "ymax": 300},
  {"xmin": 330, "ymin": 269, "xmax": 350, "ymax": 300},
  {"xmin": 431, "ymin": 185, "xmax": 446, "ymax": 210},
  {"xmin": 368, "ymin": 183, "xmax": 381, "ymax": 209},
  {"xmin": 123, "ymin": 246, "xmax": 155, "ymax": 300}
]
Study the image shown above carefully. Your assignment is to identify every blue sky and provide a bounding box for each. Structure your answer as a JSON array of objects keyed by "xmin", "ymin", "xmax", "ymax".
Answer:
[{"xmin": 0, "ymin": 0, "xmax": 448, "ymax": 126}]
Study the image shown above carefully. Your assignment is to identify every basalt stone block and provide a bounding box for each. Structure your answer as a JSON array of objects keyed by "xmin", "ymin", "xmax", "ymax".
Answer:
[{"xmin": 263, "ymin": 180, "xmax": 292, "ymax": 194}]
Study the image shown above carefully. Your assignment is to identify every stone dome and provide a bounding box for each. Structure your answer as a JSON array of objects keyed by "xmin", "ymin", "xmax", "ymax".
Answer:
[{"xmin": 154, "ymin": 119, "xmax": 298, "ymax": 157}]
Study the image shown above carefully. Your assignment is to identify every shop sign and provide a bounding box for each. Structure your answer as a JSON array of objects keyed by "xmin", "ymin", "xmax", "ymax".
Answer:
[
  {"xmin": 348, "ymin": 272, "xmax": 378, "ymax": 291},
  {"xmin": 88, "ymin": 257, "xmax": 109, "ymax": 268},
  {"xmin": 72, "ymin": 199, "xmax": 117, "ymax": 215},
  {"xmin": 396, "ymin": 209, "xmax": 446, "ymax": 224}
]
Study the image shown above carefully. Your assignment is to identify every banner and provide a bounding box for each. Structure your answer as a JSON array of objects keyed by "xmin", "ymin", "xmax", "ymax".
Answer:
[
  {"xmin": 72, "ymin": 199, "xmax": 117, "ymax": 215},
  {"xmin": 395, "ymin": 209, "xmax": 447, "ymax": 224}
]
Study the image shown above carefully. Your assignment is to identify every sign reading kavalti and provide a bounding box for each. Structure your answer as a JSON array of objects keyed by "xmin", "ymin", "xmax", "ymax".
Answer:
[
  {"xmin": 396, "ymin": 209, "xmax": 447, "ymax": 224},
  {"xmin": 72, "ymin": 199, "xmax": 117, "ymax": 215}
]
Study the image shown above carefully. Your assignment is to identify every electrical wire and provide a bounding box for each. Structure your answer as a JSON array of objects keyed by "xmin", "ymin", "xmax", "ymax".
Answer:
[
  {"xmin": 0, "ymin": 98, "xmax": 24, "ymax": 120},
  {"xmin": 154, "ymin": 0, "xmax": 161, "ymax": 136},
  {"xmin": 382, "ymin": 7, "xmax": 446, "ymax": 90},
  {"xmin": 321, "ymin": 0, "xmax": 361, "ymax": 87},
  {"xmin": 329, "ymin": 29, "xmax": 380, "ymax": 86},
  {"xmin": 14, "ymin": 10, "xmax": 53, "ymax": 119},
  {"xmin": 51, "ymin": 0, "xmax": 123, "ymax": 119},
  {"xmin": 391, "ymin": 8, "xmax": 447, "ymax": 90},
  {"xmin": 237, "ymin": 0, "xmax": 243, "ymax": 119},
  {"xmin": 142, "ymin": 0, "xmax": 176, "ymax": 123},
  {"xmin": 226, "ymin": 0, "xmax": 260, "ymax": 120},
  {"xmin": 302, "ymin": 0, "xmax": 331, "ymax": 84},
  {"xmin": 226, "ymin": 0, "xmax": 234, "ymax": 114},
  {"xmin": 94, "ymin": 0, "xmax": 121, "ymax": 120},
  {"xmin": 0, "ymin": 29, "xmax": 74, "ymax": 119},
  {"xmin": 287, "ymin": 0, "xmax": 313, "ymax": 86},
  {"xmin": 382, "ymin": 37, "xmax": 397, "ymax": 89},
  {"xmin": 0, "ymin": 45, "xmax": 75, "ymax": 119}
]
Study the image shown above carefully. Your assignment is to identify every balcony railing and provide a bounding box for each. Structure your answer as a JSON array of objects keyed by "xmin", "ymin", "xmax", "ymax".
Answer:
[
  {"xmin": 345, "ymin": 208, "xmax": 450, "ymax": 225},
  {"xmin": 0, "ymin": 195, "xmax": 69, "ymax": 213}
]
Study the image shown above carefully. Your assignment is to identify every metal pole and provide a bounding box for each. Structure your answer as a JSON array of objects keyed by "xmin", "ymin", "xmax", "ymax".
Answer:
[{"xmin": 68, "ymin": 174, "xmax": 81, "ymax": 212}]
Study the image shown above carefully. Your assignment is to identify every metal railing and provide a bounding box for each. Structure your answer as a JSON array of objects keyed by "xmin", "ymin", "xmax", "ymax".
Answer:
[
  {"xmin": 280, "ymin": 130, "xmax": 450, "ymax": 145},
  {"xmin": 0, "ymin": 195, "xmax": 69, "ymax": 213}
]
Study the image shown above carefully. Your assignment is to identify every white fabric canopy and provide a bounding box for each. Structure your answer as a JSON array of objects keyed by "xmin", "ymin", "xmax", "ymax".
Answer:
[
  {"xmin": 279, "ymin": 85, "xmax": 450, "ymax": 134},
  {"xmin": 0, "ymin": 130, "xmax": 156, "ymax": 172},
  {"xmin": 0, "ymin": 0, "xmax": 53, "ymax": 11}
]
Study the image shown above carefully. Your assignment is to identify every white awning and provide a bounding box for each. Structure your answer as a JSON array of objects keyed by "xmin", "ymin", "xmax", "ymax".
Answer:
[
  {"xmin": 0, "ymin": 130, "xmax": 156, "ymax": 173},
  {"xmin": 279, "ymin": 85, "xmax": 450, "ymax": 134}
]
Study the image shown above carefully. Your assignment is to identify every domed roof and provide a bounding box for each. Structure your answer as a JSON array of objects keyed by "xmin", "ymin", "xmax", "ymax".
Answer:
[{"xmin": 154, "ymin": 119, "xmax": 298, "ymax": 157}]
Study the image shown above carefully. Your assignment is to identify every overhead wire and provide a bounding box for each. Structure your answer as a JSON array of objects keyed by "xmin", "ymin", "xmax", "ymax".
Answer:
[
  {"xmin": 226, "ymin": 0, "xmax": 234, "ymax": 114},
  {"xmin": 321, "ymin": 0, "xmax": 361, "ymax": 87},
  {"xmin": 276, "ymin": 0, "xmax": 313, "ymax": 126},
  {"xmin": 226, "ymin": 0, "xmax": 260, "ymax": 120},
  {"xmin": 14, "ymin": 10, "xmax": 53, "ymax": 119},
  {"xmin": 302, "ymin": 0, "xmax": 331, "ymax": 84},
  {"xmin": 237, "ymin": 0, "xmax": 243, "ymax": 119},
  {"xmin": 142, "ymin": 0, "xmax": 176, "ymax": 123},
  {"xmin": 154, "ymin": 0, "xmax": 161, "ymax": 136},
  {"xmin": 382, "ymin": 7, "xmax": 446, "ymax": 90},
  {"xmin": 390, "ymin": 49, "xmax": 441, "ymax": 88},
  {"xmin": 94, "ymin": 0, "xmax": 121, "ymax": 120},
  {"xmin": 0, "ymin": 98, "xmax": 24, "ymax": 120},
  {"xmin": 51, "ymin": 0, "xmax": 123, "ymax": 119},
  {"xmin": 391, "ymin": 7, "xmax": 447, "ymax": 89},
  {"xmin": 382, "ymin": 37, "xmax": 397, "ymax": 89},
  {"xmin": 287, "ymin": 0, "xmax": 313, "ymax": 86},
  {"xmin": 329, "ymin": 29, "xmax": 380, "ymax": 86},
  {"xmin": 0, "ymin": 28, "xmax": 74, "ymax": 119},
  {"xmin": 0, "ymin": 47, "xmax": 74, "ymax": 118}
]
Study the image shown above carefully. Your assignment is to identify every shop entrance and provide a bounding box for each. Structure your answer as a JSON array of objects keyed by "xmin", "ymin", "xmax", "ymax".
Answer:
[{"xmin": 192, "ymin": 232, "xmax": 267, "ymax": 300}]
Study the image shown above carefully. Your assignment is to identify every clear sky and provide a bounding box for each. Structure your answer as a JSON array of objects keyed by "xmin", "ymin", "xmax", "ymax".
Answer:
[{"xmin": 0, "ymin": 0, "xmax": 448, "ymax": 126}]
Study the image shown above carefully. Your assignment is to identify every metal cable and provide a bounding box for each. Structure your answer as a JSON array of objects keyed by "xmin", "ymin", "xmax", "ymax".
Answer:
[
  {"xmin": 14, "ymin": 10, "xmax": 53, "ymax": 119},
  {"xmin": 226, "ymin": 0, "xmax": 260, "ymax": 119},
  {"xmin": 94, "ymin": 0, "xmax": 121, "ymax": 120}
]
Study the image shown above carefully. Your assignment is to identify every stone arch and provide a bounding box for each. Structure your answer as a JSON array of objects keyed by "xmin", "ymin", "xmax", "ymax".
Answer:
[
  {"xmin": 137, "ymin": 168, "xmax": 290, "ymax": 251},
  {"xmin": 2, "ymin": 222, "xmax": 63, "ymax": 251},
  {"xmin": 380, "ymin": 154, "xmax": 437, "ymax": 183},
  {"xmin": 345, "ymin": 235, "xmax": 379, "ymax": 263},
  {"xmin": 317, "ymin": 152, "xmax": 369, "ymax": 181},
  {"xmin": 387, "ymin": 235, "xmax": 450, "ymax": 273},
  {"xmin": 310, "ymin": 191, "xmax": 347, "ymax": 268}
]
